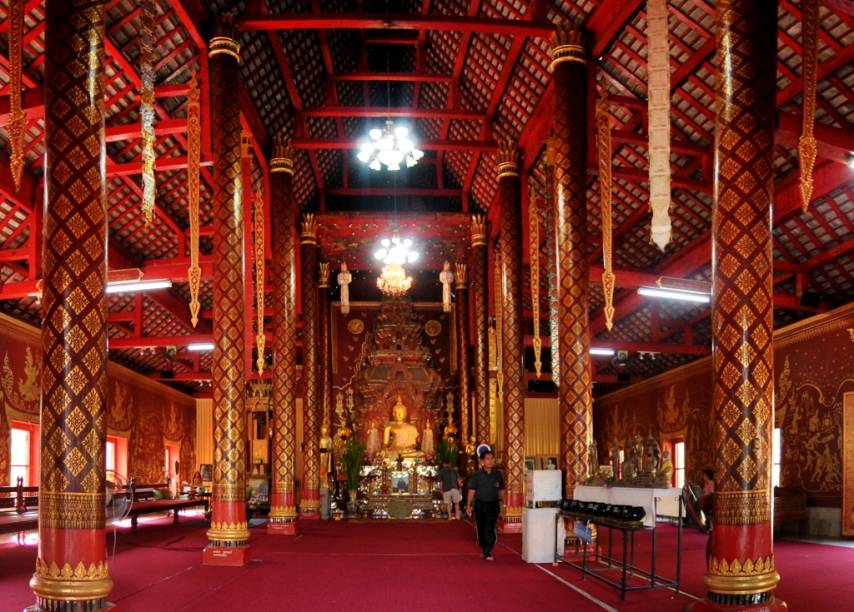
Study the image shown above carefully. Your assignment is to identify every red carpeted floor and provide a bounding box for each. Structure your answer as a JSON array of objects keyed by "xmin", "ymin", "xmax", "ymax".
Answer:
[{"xmin": 1, "ymin": 516, "xmax": 852, "ymax": 611}]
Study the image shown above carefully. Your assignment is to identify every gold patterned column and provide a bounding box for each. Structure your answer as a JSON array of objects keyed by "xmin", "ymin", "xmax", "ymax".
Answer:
[
  {"xmin": 300, "ymin": 214, "xmax": 321, "ymax": 519},
  {"xmin": 455, "ymin": 263, "xmax": 471, "ymax": 449},
  {"xmin": 470, "ymin": 216, "xmax": 490, "ymax": 447},
  {"xmin": 203, "ymin": 15, "xmax": 250, "ymax": 566},
  {"xmin": 30, "ymin": 1, "xmax": 113, "ymax": 607},
  {"xmin": 496, "ymin": 142, "xmax": 524, "ymax": 533},
  {"xmin": 318, "ymin": 261, "xmax": 333, "ymax": 489},
  {"xmin": 694, "ymin": 1, "xmax": 785, "ymax": 610},
  {"xmin": 268, "ymin": 136, "xmax": 298, "ymax": 535},
  {"xmin": 550, "ymin": 23, "xmax": 593, "ymax": 499}
]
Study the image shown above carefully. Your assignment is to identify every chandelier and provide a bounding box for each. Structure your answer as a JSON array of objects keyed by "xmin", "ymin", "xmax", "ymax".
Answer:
[
  {"xmin": 373, "ymin": 231, "xmax": 419, "ymax": 265},
  {"xmin": 377, "ymin": 263, "xmax": 413, "ymax": 297},
  {"xmin": 357, "ymin": 120, "xmax": 424, "ymax": 171}
]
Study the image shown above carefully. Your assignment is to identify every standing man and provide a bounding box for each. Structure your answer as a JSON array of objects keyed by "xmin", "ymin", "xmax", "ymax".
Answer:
[
  {"xmin": 466, "ymin": 450, "xmax": 505, "ymax": 560},
  {"xmin": 439, "ymin": 460, "xmax": 462, "ymax": 520}
]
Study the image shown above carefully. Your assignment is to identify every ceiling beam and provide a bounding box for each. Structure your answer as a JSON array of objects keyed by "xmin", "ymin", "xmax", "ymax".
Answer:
[
  {"xmin": 523, "ymin": 335, "xmax": 711, "ymax": 356},
  {"xmin": 333, "ymin": 71, "xmax": 454, "ymax": 83},
  {"xmin": 303, "ymin": 106, "xmax": 485, "ymax": 120},
  {"xmin": 293, "ymin": 138, "xmax": 497, "ymax": 152},
  {"xmin": 327, "ymin": 187, "xmax": 461, "ymax": 197},
  {"xmin": 238, "ymin": 13, "xmax": 555, "ymax": 37}
]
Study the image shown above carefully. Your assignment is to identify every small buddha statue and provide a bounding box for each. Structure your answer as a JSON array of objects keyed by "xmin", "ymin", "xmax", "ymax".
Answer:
[
  {"xmin": 366, "ymin": 420, "xmax": 381, "ymax": 459},
  {"xmin": 319, "ymin": 424, "xmax": 333, "ymax": 484},
  {"xmin": 421, "ymin": 418, "xmax": 435, "ymax": 456},
  {"xmin": 656, "ymin": 449, "xmax": 674, "ymax": 487},
  {"xmin": 382, "ymin": 395, "xmax": 422, "ymax": 458}
]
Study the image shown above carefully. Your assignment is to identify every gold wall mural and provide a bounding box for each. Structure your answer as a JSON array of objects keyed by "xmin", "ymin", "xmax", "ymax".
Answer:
[{"xmin": 843, "ymin": 392, "xmax": 854, "ymax": 536}]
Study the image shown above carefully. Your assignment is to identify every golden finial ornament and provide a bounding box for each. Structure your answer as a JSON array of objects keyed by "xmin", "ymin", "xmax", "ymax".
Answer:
[
  {"xmin": 471, "ymin": 214, "xmax": 487, "ymax": 247},
  {"xmin": 454, "ymin": 263, "xmax": 467, "ymax": 289},
  {"xmin": 208, "ymin": 13, "xmax": 240, "ymax": 61},
  {"xmin": 271, "ymin": 133, "xmax": 295, "ymax": 175},
  {"xmin": 495, "ymin": 141, "xmax": 520, "ymax": 179},
  {"xmin": 318, "ymin": 262, "xmax": 331, "ymax": 288},
  {"xmin": 300, "ymin": 213, "xmax": 317, "ymax": 244},
  {"xmin": 550, "ymin": 23, "xmax": 585, "ymax": 70}
]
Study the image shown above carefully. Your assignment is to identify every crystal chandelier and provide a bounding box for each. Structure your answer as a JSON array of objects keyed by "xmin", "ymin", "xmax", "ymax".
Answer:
[
  {"xmin": 373, "ymin": 231, "xmax": 419, "ymax": 265},
  {"xmin": 376, "ymin": 263, "xmax": 413, "ymax": 297},
  {"xmin": 357, "ymin": 120, "xmax": 424, "ymax": 171}
]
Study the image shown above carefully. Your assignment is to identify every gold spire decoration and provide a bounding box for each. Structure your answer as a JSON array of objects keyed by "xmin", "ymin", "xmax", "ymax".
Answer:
[
  {"xmin": 528, "ymin": 192, "xmax": 542, "ymax": 378},
  {"xmin": 799, "ymin": 0, "xmax": 818, "ymax": 213},
  {"xmin": 140, "ymin": 0, "xmax": 157, "ymax": 225},
  {"xmin": 187, "ymin": 69, "xmax": 202, "ymax": 327},
  {"xmin": 596, "ymin": 83, "xmax": 616, "ymax": 331},
  {"xmin": 454, "ymin": 262, "xmax": 467, "ymax": 289},
  {"xmin": 8, "ymin": 0, "xmax": 25, "ymax": 191},
  {"xmin": 471, "ymin": 214, "xmax": 486, "ymax": 247},
  {"xmin": 254, "ymin": 188, "xmax": 266, "ymax": 374},
  {"xmin": 647, "ymin": 0, "xmax": 672, "ymax": 250},
  {"xmin": 493, "ymin": 242, "xmax": 503, "ymax": 394},
  {"xmin": 495, "ymin": 141, "xmax": 520, "ymax": 179}
]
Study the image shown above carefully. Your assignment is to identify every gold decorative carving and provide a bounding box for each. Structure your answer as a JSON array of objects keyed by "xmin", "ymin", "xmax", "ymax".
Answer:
[
  {"xmin": 35, "ymin": 558, "xmax": 110, "ymax": 581},
  {"xmin": 187, "ymin": 69, "xmax": 202, "ymax": 327},
  {"xmin": 454, "ymin": 263, "xmax": 467, "ymax": 289},
  {"xmin": 270, "ymin": 134, "xmax": 295, "ymax": 174},
  {"xmin": 647, "ymin": 0, "xmax": 672, "ymax": 250},
  {"xmin": 39, "ymin": 491, "xmax": 105, "ymax": 530},
  {"xmin": 139, "ymin": 0, "xmax": 157, "ymax": 225},
  {"xmin": 495, "ymin": 141, "xmax": 519, "ymax": 179},
  {"xmin": 471, "ymin": 214, "xmax": 486, "ymax": 247},
  {"xmin": 550, "ymin": 22, "xmax": 585, "ymax": 69},
  {"xmin": 300, "ymin": 213, "xmax": 317, "ymax": 244},
  {"xmin": 212, "ymin": 483, "xmax": 246, "ymax": 503},
  {"xmin": 254, "ymin": 188, "xmax": 266, "ymax": 374},
  {"xmin": 8, "ymin": 0, "xmax": 25, "ymax": 190},
  {"xmin": 714, "ymin": 490, "xmax": 770, "ymax": 525},
  {"xmin": 843, "ymin": 392, "xmax": 854, "ymax": 536},
  {"xmin": 31, "ymin": 558, "xmax": 113, "ymax": 602},
  {"xmin": 705, "ymin": 555, "xmax": 779, "ymax": 596},
  {"xmin": 269, "ymin": 505, "xmax": 298, "ymax": 520},
  {"xmin": 798, "ymin": 0, "xmax": 818, "ymax": 212},
  {"xmin": 207, "ymin": 521, "xmax": 250, "ymax": 543},
  {"xmin": 424, "ymin": 319, "xmax": 442, "ymax": 337},
  {"xmin": 596, "ymin": 83, "xmax": 616, "ymax": 331},
  {"xmin": 208, "ymin": 14, "xmax": 240, "ymax": 61},
  {"xmin": 348, "ymin": 318, "xmax": 365, "ymax": 335},
  {"xmin": 528, "ymin": 195, "xmax": 542, "ymax": 378},
  {"xmin": 318, "ymin": 262, "xmax": 331, "ymax": 288}
]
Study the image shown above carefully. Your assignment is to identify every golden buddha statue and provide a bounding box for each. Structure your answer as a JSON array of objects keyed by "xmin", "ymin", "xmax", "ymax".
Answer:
[{"xmin": 382, "ymin": 395, "xmax": 422, "ymax": 458}]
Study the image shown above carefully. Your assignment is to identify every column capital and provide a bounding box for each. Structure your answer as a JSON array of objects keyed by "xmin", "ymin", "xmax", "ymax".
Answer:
[
  {"xmin": 270, "ymin": 133, "xmax": 295, "ymax": 174},
  {"xmin": 471, "ymin": 214, "xmax": 487, "ymax": 247},
  {"xmin": 549, "ymin": 22, "xmax": 585, "ymax": 70},
  {"xmin": 208, "ymin": 13, "xmax": 240, "ymax": 61},
  {"xmin": 318, "ymin": 262, "xmax": 330, "ymax": 287},
  {"xmin": 495, "ymin": 141, "xmax": 520, "ymax": 179},
  {"xmin": 300, "ymin": 213, "xmax": 317, "ymax": 244},
  {"xmin": 455, "ymin": 262, "xmax": 468, "ymax": 288}
]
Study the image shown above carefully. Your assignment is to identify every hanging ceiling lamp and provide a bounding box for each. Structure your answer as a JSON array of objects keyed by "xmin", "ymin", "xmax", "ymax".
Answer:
[
  {"xmin": 357, "ymin": 120, "xmax": 424, "ymax": 171},
  {"xmin": 376, "ymin": 263, "xmax": 413, "ymax": 297},
  {"xmin": 374, "ymin": 230, "xmax": 418, "ymax": 297}
]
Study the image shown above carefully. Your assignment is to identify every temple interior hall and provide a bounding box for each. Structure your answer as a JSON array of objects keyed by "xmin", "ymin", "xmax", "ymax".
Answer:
[{"xmin": 0, "ymin": 1, "xmax": 853, "ymax": 611}]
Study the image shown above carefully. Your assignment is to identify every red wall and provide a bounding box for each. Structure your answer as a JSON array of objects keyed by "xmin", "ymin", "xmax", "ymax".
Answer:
[
  {"xmin": 594, "ymin": 305, "xmax": 854, "ymax": 506},
  {"xmin": 0, "ymin": 314, "xmax": 196, "ymax": 487}
]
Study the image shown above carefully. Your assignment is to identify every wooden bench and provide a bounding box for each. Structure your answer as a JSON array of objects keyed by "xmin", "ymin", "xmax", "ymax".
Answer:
[
  {"xmin": 122, "ymin": 478, "xmax": 209, "ymax": 529},
  {"xmin": 774, "ymin": 486, "xmax": 807, "ymax": 535},
  {"xmin": 0, "ymin": 477, "xmax": 39, "ymax": 535}
]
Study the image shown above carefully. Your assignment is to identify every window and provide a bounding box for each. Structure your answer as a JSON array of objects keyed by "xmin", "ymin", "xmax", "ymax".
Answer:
[
  {"xmin": 10, "ymin": 427, "xmax": 30, "ymax": 486},
  {"xmin": 106, "ymin": 439, "xmax": 116, "ymax": 475},
  {"xmin": 673, "ymin": 440, "xmax": 686, "ymax": 489},
  {"xmin": 772, "ymin": 427, "xmax": 782, "ymax": 488}
]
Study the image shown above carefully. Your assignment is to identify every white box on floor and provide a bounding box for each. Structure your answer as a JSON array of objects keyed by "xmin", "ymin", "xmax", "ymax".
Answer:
[
  {"xmin": 525, "ymin": 469, "xmax": 562, "ymax": 505},
  {"xmin": 522, "ymin": 507, "xmax": 564, "ymax": 563}
]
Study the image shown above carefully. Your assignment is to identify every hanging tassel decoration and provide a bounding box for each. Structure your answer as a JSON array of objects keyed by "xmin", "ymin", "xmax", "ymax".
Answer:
[
  {"xmin": 140, "ymin": 0, "xmax": 157, "ymax": 225},
  {"xmin": 8, "ymin": 0, "xmax": 25, "ymax": 190},
  {"xmin": 337, "ymin": 262, "xmax": 352, "ymax": 315},
  {"xmin": 493, "ymin": 243, "xmax": 503, "ymax": 394},
  {"xmin": 254, "ymin": 188, "xmax": 266, "ymax": 374},
  {"xmin": 597, "ymin": 84, "xmax": 616, "ymax": 331},
  {"xmin": 440, "ymin": 261, "xmax": 454, "ymax": 313},
  {"xmin": 647, "ymin": 0, "xmax": 671, "ymax": 250},
  {"xmin": 187, "ymin": 69, "xmax": 202, "ymax": 327},
  {"xmin": 528, "ymin": 192, "xmax": 542, "ymax": 379},
  {"xmin": 545, "ymin": 138, "xmax": 560, "ymax": 383},
  {"xmin": 799, "ymin": 0, "xmax": 818, "ymax": 212}
]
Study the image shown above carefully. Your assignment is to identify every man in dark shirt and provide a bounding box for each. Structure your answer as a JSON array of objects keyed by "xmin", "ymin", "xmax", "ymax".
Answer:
[
  {"xmin": 466, "ymin": 450, "xmax": 505, "ymax": 560},
  {"xmin": 438, "ymin": 461, "xmax": 461, "ymax": 520}
]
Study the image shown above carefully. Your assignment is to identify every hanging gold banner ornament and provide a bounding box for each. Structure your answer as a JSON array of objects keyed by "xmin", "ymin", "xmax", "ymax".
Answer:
[
  {"xmin": 140, "ymin": 0, "xmax": 157, "ymax": 225},
  {"xmin": 544, "ymin": 138, "xmax": 560, "ymax": 384},
  {"xmin": 528, "ymin": 190, "xmax": 542, "ymax": 379},
  {"xmin": 254, "ymin": 188, "xmax": 266, "ymax": 374},
  {"xmin": 647, "ymin": 0, "xmax": 671, "ymax": 250},
  {"xmin": 493, "ymin": 242, "xmax": 503, "ymax": 394},
  {"xmin": 8, "ymin": 0, "xmax": 25, "ymax": 190},
  {"xmin": 187, "ymin": 69, "xmax": 202, "ymax": 327},
  {"xmin": 597, "ymin": 83, "xmax": 616, "ymax": 331},
  {"xmin": 799, "ymin": 0, "xmax": 818, "ymax": 213}
]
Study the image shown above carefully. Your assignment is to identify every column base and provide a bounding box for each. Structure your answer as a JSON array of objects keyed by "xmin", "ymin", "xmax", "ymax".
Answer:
[
  {"xmin": 299, "ymin": 510, "xmax": 321, "ymax": 521},
  {"xmin": 688, "ymin": 596, "xmax": 788, "ymax": 612},
  {"xmin": 202, "ymin": 544, "xmax": 251, "ymax": 567},
  {"xmin": 267, "ymin": 520, "xmax": 298, "ymax": 535},
  {"xmin": 25, "ymin": 602, "xmax": 117, "ymax": 612}
]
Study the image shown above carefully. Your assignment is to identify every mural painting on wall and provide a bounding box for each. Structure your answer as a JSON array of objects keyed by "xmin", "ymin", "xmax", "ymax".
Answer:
[
  {"xmin": 0, "ymin": 345, "xmax": 41, "ymax": 486},
  {"xmin": 776, "ymin": 355, "xmax": 852, "ymax": 494}
]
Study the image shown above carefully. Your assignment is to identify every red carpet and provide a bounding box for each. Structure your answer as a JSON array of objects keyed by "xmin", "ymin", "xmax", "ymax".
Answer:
[{"xmin": 1, "ymin": 517, "xmax": 852, "ymax": 611}]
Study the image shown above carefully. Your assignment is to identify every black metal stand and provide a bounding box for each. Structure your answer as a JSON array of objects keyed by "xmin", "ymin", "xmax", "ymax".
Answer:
[{"xmin": 553, "ymin": 497, "xmax": 683, "ymax": 601}]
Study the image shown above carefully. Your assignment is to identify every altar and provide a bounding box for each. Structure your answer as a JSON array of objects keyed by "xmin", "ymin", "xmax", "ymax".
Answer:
[{"xmin": 359, "ymin": 455, "xmax": 440, "ymax": 519}]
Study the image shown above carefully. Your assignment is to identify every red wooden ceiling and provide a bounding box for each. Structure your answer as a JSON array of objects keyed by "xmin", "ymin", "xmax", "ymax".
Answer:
[{"xmin": 0, "ymin": 0, "xmax": 852, "ymax": 395}]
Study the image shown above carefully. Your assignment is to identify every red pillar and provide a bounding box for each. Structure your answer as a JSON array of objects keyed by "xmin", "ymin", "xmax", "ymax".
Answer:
[
  {"xmin": 693, "ymin": 1, "xmax": 785, "ymax": 609},
  {"xmin": 30, "ymin": 1, "xmax": 113, "ymax": 607},
  {"xmin": 496, "ymin": 142, "xmax": 524, "ymax": 533},
  {"xmin": 455, "ymin": 263, "xmax": 471, "ymax": 449},
  {"xmin": 203, "ymin": 15, "xmax": 250, "ymax": 566},
  {"xmin": 267, "ymin": 136, "xmax": 298, "ymax": 535},
  {"xmin": 551, "ymin": 23, "xmax": 592, "ymax": 499},
  {"xmin": 299, "ymin": 214, "xmax": 321, "ymax": 519}
]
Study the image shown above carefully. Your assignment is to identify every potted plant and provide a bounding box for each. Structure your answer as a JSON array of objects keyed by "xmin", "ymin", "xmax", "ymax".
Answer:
[{"xmin": 342, "ymin": 437, "xmax": 365, "ymax": 515}]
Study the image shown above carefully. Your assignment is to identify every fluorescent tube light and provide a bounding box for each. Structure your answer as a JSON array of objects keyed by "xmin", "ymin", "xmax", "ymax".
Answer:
[
  {"xmin": 186, "ymin": 342, "xmax": 215, "ymax": 352},
  {"xmin": 590, "ymin": 347, "xmax": 616, "ymax": 357},
  {"xmin": 638, "ymin": 286, "xmax": 710, "ymax": 304},
  {"xmin": 105, "ymin": 279, "xmax": 172, "ymax": 294}
]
